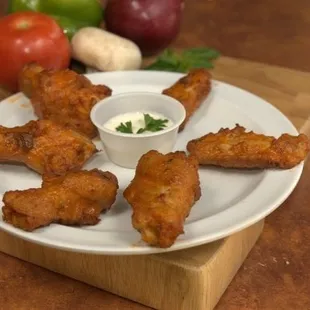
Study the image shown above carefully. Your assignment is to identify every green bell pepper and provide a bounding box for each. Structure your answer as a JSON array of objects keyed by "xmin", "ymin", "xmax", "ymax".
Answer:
[{"xmin": 8, "ymin": 0, "xmax": 103, "ymax": 40}]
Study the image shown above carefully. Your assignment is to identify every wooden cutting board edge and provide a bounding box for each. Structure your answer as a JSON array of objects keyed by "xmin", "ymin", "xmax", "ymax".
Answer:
[{"xmin": 0, "ymin": 220, "xmax": 264, "ymax": 310}]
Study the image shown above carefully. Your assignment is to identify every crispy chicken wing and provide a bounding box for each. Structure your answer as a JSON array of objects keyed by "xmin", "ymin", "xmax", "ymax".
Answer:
[
  {"xmin": 187, "ymin": 124, "xmax": 310, "ymax": 169},
  {"xmin": 18, "ymin": 62, "xmax": 45, "ymax": 98},
  {"xmin": 2, "ymin": 169, "xmax": 119, "ymax": 231},
  {"xmin": 19, "ymin": 63, "xmax": 112, "ymax": 138},
  {"xmin": 162, "ymin": 68, "xmax": 211, "ymax": 131},
  {"xmin": 123, "ymin": 150, "xmax": 201, "ymax": 248},
  {"xmin": 0, "ymin": 120, "xmax": 97, "ymax": 176}
]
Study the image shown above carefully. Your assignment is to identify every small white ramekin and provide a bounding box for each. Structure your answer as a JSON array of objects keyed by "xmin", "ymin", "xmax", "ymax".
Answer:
[{"xmin": 90, "ymin": 92, "xmax": 186, "ymax": 169}]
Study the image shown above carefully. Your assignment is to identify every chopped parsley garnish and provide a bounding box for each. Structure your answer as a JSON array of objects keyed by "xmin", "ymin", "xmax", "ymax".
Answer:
[
  {"xmin": 137, "ymin": 114, "xmax": 169, "ymax": 133},
  {"xmin": 115, "ymin": 114, "xmax": 169, "ymax": 134},
  {"xmin": 115, "ymin": 121, "xmax": 133, "ymax": 134}
]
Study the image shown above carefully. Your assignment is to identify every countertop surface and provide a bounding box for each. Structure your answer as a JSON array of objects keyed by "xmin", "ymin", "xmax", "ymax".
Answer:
[{"xmin": 1, "ymin": 1, "xmax": 310, "ymax": 309}]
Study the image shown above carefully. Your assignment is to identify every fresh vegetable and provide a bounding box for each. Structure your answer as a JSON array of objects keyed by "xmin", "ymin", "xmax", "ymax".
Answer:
[
  {"xmin": 105, "ymin": 0, "xmax": 183, "ymax": 56},
  {"xmin": 116, "ymin": 114, "xmax": 169, "ymax": 134},
  {"xmin": 8, "ymin": 0, "xmax": 103, "ymax": 40},
  {"xmin": 144, "ymin": 48, "xmax": 221, "ymax": 73},
  {"xmin": 0, "ymin": 11, "xmax": 70, "ymax": 92},
  {"xmin": 71, "ymin": 27, "xmax": 142, "ymax": 72}
]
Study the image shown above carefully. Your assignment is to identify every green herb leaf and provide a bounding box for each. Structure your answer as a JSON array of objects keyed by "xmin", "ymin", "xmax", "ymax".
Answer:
[
  {"xmin": 137, "ymin": 127, "xmax": 146, "ymax": 134},
  {"xmin": 143, "ymin": 114, "xmax": 169, "ymax": 132},
  {"xmin": 137, "ymin": 114, "xmax": 169, "ymax": 133},
  {"xmin": 115, "ymin": 114, "xmax": 169, "ymax": 134},
  {"xmin": 115, "ymin": 121, "xmax": 133, "ymax": 134},
  {"xmin": 144, "ymin": 59, "xmax": 180, "ymax": 72},
  {"xmin": 144, "ymin": 114, "xmax": 153, "ymax": 128},
  {"xmin": 187, "ymin": 59, "xmax": 214, "ymax": 69},
  {"xmin": 144, "ymin": 47, "xmax": 220, "ymax": 73},
  {"xmin": 182, "ymin": 48, "xmax": 220, "ymax": 60},
  {"xmin": 158, "ymin": 49, "xmax": 179, "ymax": 65}
]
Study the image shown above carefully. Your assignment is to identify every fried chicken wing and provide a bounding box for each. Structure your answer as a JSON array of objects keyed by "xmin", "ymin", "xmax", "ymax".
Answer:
[
  {"xmin": 19, "ymin": 63, "xmax": 112, "ymax": 138},
  {"xmin": 162, "ymin": 68, "xmax": 211, "ymax": 131},
  {"xmin": 123, "ymin": 150, "xmax": 201, "ymax": 248},
  {"xmin": 2, "ymin": 169, "xmax": 119, "ymax": 231},
  {"xmin": 18, "ymin": 62, "xmax": 45, "ymax": 98},
  {"xmin": 0, "ymin": 120, "xmax": 97, "ymax": 176},
  {"xmin": 187, "ymin": 124, "xmax": 310, "ymax": 169}
]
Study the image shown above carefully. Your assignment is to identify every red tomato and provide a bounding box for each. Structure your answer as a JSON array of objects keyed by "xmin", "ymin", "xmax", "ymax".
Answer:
[{"xmin": 0, "ymin": 11, "xmax": 71, "ymax": 92}]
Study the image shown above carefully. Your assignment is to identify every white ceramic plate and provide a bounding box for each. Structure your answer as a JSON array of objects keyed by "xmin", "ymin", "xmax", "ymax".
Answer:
[{"xmin": 0, "ymin": 71, "xmax": 304, "ymax": 255}]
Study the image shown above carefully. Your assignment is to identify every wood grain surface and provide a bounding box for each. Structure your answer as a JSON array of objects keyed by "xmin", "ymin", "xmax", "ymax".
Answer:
[
  {"xmin": 175, "ymin": 0, "xmax": 310, "ymax": 72},
  {"xmin": 0, "ymin": 221, "xmax": 264, "ymax": 310},
  {"xmin": 1, "ymin": 1, "xmax": 310, "ymax": 309}
]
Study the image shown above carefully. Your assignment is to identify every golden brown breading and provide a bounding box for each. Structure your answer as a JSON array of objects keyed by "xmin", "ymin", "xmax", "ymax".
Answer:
[
  {"xmin": 0, "ymin": 120, "xmax": 97, "ymax": 176},
  {"xmin": 187, "ymin": 124, "xmax": 310, "ymax": 169},
  {"xmin": 18, "ymin": 62, "xmax": 44, "ymax": 98},
  {"xmin": 162, "ymin": 68, "xmax": 211, "ymax": 131},
  {"xmin": 123, "ymin": 150, "xmax": 201, "ymax": 248},
  {"xmin": 2, "ymin": 169, "xmax": 119, "ymax": 231},
  {"xmin": 19, "ymin": 63, "xmax": 112, "ymax": 138}
]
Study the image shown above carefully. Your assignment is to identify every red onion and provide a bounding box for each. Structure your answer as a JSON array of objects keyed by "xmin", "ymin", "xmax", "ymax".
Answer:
[{"xmin": 105, "ymin": 0, "xmax": 183, "ymax": 56}]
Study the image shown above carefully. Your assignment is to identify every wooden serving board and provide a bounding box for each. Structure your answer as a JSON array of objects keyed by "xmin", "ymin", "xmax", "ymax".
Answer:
[{"xmin": 1, "ymin": 56, "xmax": 310, "ymax": 310}]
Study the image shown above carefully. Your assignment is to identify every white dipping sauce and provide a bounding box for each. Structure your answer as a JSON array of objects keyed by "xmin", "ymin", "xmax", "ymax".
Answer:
[{"xmin": 103, "ymin": 111, "xmax": 173, "ymax": 134}]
